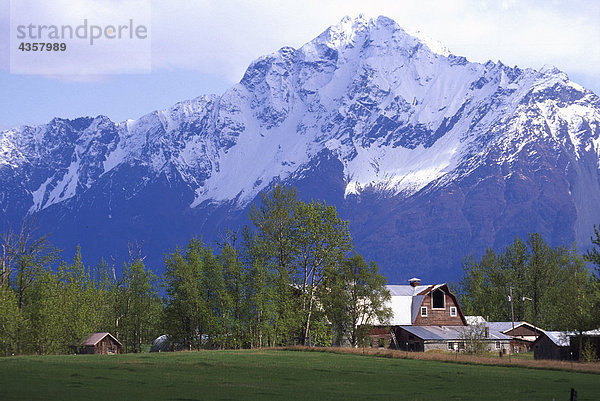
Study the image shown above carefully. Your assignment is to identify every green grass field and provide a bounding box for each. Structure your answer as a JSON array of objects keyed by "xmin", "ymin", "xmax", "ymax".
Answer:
[{"xmin": 0, "ymin": 350, "xmax": 597, "ymax": 400}]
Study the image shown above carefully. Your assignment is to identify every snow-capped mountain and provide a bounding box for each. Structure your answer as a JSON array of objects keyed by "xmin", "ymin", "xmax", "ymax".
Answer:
[{"xmin": 2, "ymin": 15, "xmax": 600, "ymax": 282}]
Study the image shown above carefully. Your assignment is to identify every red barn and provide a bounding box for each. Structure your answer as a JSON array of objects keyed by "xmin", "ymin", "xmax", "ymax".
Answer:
[{"xmin": 368, "ymin": 278, "xmax": 511, "ymax": 352}]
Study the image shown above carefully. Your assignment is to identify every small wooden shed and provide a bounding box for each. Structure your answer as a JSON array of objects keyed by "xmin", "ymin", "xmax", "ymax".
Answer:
[
  {"xmin": 533, "ymin": 331, "xmax": 571, "ymax": 360},
  {"xmin": 77, "ymin": 332, "xmax": 122, "ymax": 355}
]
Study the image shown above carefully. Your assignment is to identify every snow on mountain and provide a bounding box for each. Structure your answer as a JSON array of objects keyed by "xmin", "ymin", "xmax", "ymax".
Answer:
[{"xmin": 1, "ymin": 15, "xmax": 600, "ymax": 281}]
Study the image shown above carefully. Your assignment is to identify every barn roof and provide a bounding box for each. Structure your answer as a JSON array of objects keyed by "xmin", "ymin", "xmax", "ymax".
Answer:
[
  {"xmin": 487, "ymin": 322, "xmax": 517, "ymax": 332},
  {"xmin": 399, "ymin": 325, "xmax": 512, "ymax": 341},
  {"xmin": 82, "ymin": 332, "xmax": 122, "ymax": 347},
  {"xmin": 380, "ymin": 283, "xmax": 465, "ymax": 326}
]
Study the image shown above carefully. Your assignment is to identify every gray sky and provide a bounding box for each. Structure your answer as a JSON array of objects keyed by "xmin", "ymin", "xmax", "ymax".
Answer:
[{"xmin": 1, "ymin": 0, "xmax": 599, "ymax": 128}]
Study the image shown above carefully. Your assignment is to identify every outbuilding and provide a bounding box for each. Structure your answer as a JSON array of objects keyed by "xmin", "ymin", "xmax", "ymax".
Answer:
[
  {"xmin": 487, "ymin": 321, "xmax": 543, "ymax": 353},
  {"xmin": 394, "ymin": 325, "xmax": 512, "ymax": 353},
  {"xmin": 533, "ymin": 329, "xmax": 600, "ymax": 360},
  {"xmin": 75, "ymin": 332, "xmax": 122, "ymax": 355}
]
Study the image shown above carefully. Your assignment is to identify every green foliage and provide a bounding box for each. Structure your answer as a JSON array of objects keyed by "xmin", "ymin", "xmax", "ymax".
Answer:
[
  {"xmin": 581, "ymin": 341, "xmax": 597, "ymax": 362},
  {"xmin": 585, "ymin": 224, "xmax": 600, "ymax": 274},
  {"xmin": 2, "ymin": 220, "xmax": 60, "ymax": 312},
  {"xmin": 164, "ymin": 238, "xmax": 246, "ymax": 350},
  {"xmin": 294, "ymin": 200, "xmax": 352, "ymax": 345},
  {"xmin": 117, "ymin": 258, "xmax": 162, "ymax": 353},
  {"xmin": 0, "ymin": 287, "xmax": 21, "ymax": 356},
  {"xmin": 321, "ymin": 252, "xmax": 391, "ymax": 347},
  {"xmin": 457, "ymin": 233, "xmax": 599, "ymax": 333},
  {"xmin": 248, "ymin": 184, "xmax": 304, "ymax": 344},
  {"xmin": 0, "ymin": 231, "xmax": 163, "ymax": 355},
  {"xmin": 161, "ymin": 184, "xmax": 385, "ymax": 349}
]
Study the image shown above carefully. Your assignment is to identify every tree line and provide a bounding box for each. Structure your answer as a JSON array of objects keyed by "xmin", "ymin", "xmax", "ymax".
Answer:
[
  {"xmin": 0, "ymin": 185, "xmax": 391, "ymax": 355},
  {"xmin": 2, "ymin": 183, "xmax": 600, "ymax": 357},
  {"xmin": 455, "ymin": 229, "xmax": 600, "ymax": 354}
]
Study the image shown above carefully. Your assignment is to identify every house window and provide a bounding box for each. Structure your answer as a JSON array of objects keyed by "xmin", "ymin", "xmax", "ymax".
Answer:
[
  {"xmin": 447, "ymin": 342, "xmax": 453, "ymax": 350},
  {"xmin": 450, "ymin": 307, "xmax": 457, "ymax": 317},
  {"xmin": 495, "ymin": 341, "xmax": 501, "ymax": 350},
  {"xmin": 432, "ymin": 289, "xmax": 445, "ymax": 309},
  {"xmin": 421, "ymin": 307, "xmax": 427, "ymax": 317}
]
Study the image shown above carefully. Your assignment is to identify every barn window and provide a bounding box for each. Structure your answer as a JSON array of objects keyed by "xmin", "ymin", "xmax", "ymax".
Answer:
[
  {"xmin": 495, "ymin": 341, "xmax": 501, "ymax": 350},
  {"xmin": 450, "ymin": 307, "xmax": 457, "ymax": 317},
  {"xmin": 432, "ymin": 289, "xmax": 445, "ymax": 309},
  {"xmin": 421, "ymin": 307, "xmax": 428, "ymax": 317}
]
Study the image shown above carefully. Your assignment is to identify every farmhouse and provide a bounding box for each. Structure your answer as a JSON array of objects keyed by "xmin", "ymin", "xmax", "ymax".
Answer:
[
  {"xmin": 369, "ymin": 278, "xmax": 511, "ymax": 352},
  {"xmin": 74, "ymin": 332, "xmax": 122, "ymax": 355},
  {"xmin": 487, "ymin": 321, "xmax": 543, "ymax": 353}
]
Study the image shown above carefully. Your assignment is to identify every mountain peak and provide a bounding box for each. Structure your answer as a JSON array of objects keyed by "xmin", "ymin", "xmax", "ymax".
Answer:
[
  {"xmin": 311, "ymin": 14, "xmax": 456, "ymax": 63},
  {"xmin": 315, "ymin": 14, "xmax": 407, "ymax": 50}
]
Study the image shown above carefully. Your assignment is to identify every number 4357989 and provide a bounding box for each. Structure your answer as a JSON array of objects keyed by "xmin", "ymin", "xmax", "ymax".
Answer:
[{"xmin": 18, "ymin": 43, "xmax": 67, "ymax": 51}]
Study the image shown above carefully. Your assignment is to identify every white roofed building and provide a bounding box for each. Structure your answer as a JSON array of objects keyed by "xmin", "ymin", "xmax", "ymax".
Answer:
[{"xmin": 367, "ymin": 278, "xmax": 511, "ymax": 353}]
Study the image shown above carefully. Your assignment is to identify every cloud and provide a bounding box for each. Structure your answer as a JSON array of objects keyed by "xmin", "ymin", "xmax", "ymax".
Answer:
[
  {"xmin": 147, "ymin": 0, "xmax": 600, "ymax": 92},
  {"xmin": 2, "ymin": 0, "xmax": 599, "ymax": 93}
]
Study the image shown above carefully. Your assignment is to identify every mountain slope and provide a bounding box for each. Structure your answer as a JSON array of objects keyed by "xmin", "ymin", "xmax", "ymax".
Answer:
[{"xmin": 1, "ymin": 15, "xmax": 600, "ymax": 282}]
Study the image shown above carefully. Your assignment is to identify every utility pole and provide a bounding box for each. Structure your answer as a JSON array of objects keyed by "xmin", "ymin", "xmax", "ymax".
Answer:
[
  {"xmin": 509, "ymin": 287, "xmax": 515, "ymax": 331},
  {"xmin": 523, "ymin": 296, "xmax": 537, "ymax": 341},
  {"xmin": 509, "ymin": 287, "xmax": 515, "ymax": 356}
]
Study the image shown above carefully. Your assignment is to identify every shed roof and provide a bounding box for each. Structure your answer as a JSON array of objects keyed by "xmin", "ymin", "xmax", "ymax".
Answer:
[
  {"xmin": 541, "ymin": 329, "xmax": 600, "ymax": 347},
  {"xmin": 82, "ymin": 332, "xmax": 122, "ymax": 347},
  {"xmin": 543, "ymin": 331, "xmax": 571, "ymax": 347}
]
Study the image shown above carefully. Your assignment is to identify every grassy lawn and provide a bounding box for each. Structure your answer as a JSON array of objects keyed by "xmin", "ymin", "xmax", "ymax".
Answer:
[{"xmin": 0, "ymin": 350, "xmax": 597, "ymax": 400}]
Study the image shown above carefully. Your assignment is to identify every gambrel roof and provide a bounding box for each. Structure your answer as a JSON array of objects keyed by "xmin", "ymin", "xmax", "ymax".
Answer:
[{"xmin": 380, "ymin": 283, "xmax": 466, "ymax": 325}]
